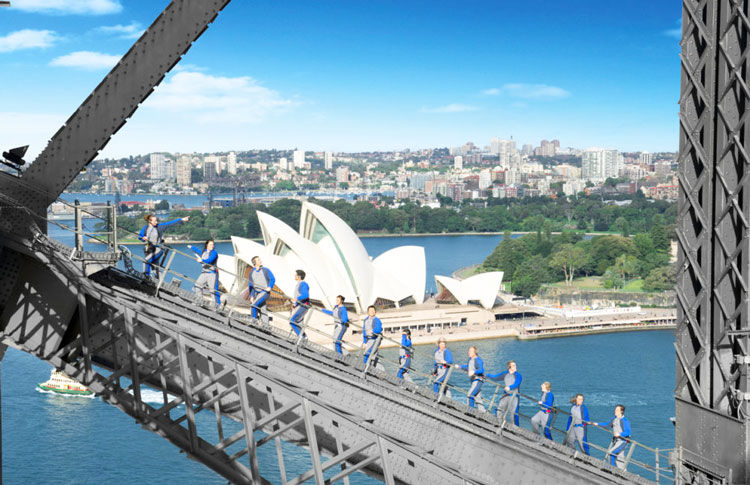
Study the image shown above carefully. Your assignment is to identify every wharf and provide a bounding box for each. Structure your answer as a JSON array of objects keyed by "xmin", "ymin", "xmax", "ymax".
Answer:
[{"xmin": 252, "ymin": 300, "xmax": 676, "ymax": 351}]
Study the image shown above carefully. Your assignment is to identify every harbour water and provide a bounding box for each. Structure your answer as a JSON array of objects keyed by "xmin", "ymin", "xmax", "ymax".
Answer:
[{"xmin": 5, "ymin": 199, "xmax": 676, "ymax": 484}]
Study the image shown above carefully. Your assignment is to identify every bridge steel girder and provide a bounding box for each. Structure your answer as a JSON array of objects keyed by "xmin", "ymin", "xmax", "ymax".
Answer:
[
  {"xmin": 676, "ymin": 0, "xmax": 750, "ymax": 483},
  {"xmin": 0, "ymin": 218, "xmax": 651, "ymax": 485}
]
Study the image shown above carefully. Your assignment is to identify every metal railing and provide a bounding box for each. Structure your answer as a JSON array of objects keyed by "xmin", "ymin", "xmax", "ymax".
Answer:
[{"xmin": 2, "ymin": 191, "xmax": 678, "ymax": 483}]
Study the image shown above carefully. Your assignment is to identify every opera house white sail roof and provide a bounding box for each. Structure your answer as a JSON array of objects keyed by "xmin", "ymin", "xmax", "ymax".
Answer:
[
  {"xmin": 224, "ymin": 201, "xmax": 426, "ymax": 313},
  {"xmin": 434, "ymin": 272, "xmax": 504, "ymax": 310}
]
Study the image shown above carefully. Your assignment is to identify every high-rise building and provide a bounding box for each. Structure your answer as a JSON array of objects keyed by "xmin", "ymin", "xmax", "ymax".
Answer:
[
  {"xmin": 150, "ymin": 153, "xmax": 167, "ymax": 180},
  {"xmin": 176, "ymin": 155, "xmax": 192, "ymax": 186},
  {"xmin": 537, "ymin": 140, "xmax": 556, "ymax": 157},
  {"xmin": 409, "ymin": 172, "xmax": 434, "ymax": 191},
  {"xmin": 336, "ymin": 166, "xmax": 349, "ymax": 183},
  {"xmin": 164, "ymin": 159, "xmax": 176, "ymax": 180},
  {"xmin": 227, "ymin": 151, "xmax": 237, "ymax": 175},
  {"xmin": 499, "ymin": 140, "xmax": 516, "ymax": 167},
  {"xmin": 203, "ymin": 161, "xmax": 217, "ymax": 181},
  {"xmin": 278, "ymin": 157, "xmax": 289, "ymax": 171},
  {"xmin": 581, "ymin": 148, "xmax": 623, "ymax": 181},
  {"xmin": 203, "ymin": 154, "xmax": 221, "ymax": 175},
  {"xmin": 478, "ymin": 168, "xmax": 492, "ymax": 190},
  {"xmin": 454, "ymin": 155, "xmax": 463, "ymax": 170},
  {"xmin": 521, "ymin": 144, "xmax": 534, "ymax": 156},
  {"xmin": 324, "ymin": 151, "xmax": 333, "ymax": 170},
  {"xmin": 639, "ymin": 151, "xmax": 652, "ymax": 166},
  {"xmin": 490, "ymin": 138, "xmax": 501, "ymax": 155},
  {"xmin": 293, "ymin": 149, "xmax": 305, "ymax": 169}
]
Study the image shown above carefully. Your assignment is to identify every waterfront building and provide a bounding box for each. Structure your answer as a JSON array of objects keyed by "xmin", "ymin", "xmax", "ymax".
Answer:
[
  {"xmin": 176, "ymin": 155, "xmax": 191, "ymax": 186},
  {"xmin": 164, "ymin": 159, "xmax": 176, "ymax": 181},
  {"xmin": 203, "ymin": 161, "xmax": 217, "ymax": 181},
  {"xmin": 149, "ymin": 153, "xmax": 168, "ymax": 180}
]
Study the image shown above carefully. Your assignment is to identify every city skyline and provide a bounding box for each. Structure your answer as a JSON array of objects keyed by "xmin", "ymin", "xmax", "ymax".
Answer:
[{"xmin": 2, "ymin": 0, "xmax": 681, "ymax": 161}]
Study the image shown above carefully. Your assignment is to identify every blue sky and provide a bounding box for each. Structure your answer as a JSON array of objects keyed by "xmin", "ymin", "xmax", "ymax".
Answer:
[{"xmin": 1, "ymin": 0, "xmax": 682, "ymax": 159}]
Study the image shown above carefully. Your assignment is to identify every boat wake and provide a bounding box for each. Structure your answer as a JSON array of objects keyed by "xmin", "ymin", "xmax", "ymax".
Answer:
[
  {"xmin": 35, "ymin": 387, "xmax": 96, "ymax": 399},
  {"xmin": 129, "ymin": 388, "xmax": 180, "ymax": 406}
]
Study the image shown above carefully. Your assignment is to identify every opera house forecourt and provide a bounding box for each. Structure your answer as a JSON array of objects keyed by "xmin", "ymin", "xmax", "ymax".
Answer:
[{"xmin": 212, "ymin": 201, "xmax": 506, "ymax": 344}]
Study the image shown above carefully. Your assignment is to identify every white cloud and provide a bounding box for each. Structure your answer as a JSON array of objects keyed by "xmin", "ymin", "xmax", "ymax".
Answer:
[
  {"xmin": 482, "ymin": 88, "xmax": 500, "ymax": 96},
  {"xmin": 49, "ymin": 51, "xmax": 121, "ymax": 70},
  {"xmin": 11, "ymin": 0, "xmax": 122, "ymax": 15},
  {"xmin": 422, "ymin": 103, "xmax": 479, "ymax": 113},
  {"xmin": 0, "ymin": 29, "xmax": 58, "ymax": 53},
  {"xmin": 96, "ymin": 22, "xmax": 144, "ymax": 40},
  {"xmin": 0, "ymin": 112, "xmax": 67, "ymax": 162},
  {"xmin": 663, "ymin": 18, "xmax": 682, "ymax": 39},
  {"xmin": 500, "ymin": 83, "xmax": 570, "ymax": 100},
  {"xmin": 144, "ymin": 70, "xmax": 294, "ymax": 123}
]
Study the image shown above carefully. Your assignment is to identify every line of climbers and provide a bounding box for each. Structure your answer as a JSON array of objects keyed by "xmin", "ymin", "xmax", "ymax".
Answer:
[
  {"xmin": 138, "ymin": 232, "xmax": 634, "ymax": 471},
  {"xmin": 242, "ymin": 258, "xmax": 635, "ymax": 471},
  {"xmin": 414, "ymin": 339, "xmax": 632, "ymax": 470}
]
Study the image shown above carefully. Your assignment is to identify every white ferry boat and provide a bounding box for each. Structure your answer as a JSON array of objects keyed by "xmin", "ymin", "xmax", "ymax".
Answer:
[{"xmin": 37, "ymin": 370, "xmax": 93, "ymax": 397}]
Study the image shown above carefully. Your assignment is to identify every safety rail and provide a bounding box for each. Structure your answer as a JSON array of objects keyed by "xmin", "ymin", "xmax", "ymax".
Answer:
[{"xmin": 3, "ymin": 191, "xmax": 677, "ymax": 483}]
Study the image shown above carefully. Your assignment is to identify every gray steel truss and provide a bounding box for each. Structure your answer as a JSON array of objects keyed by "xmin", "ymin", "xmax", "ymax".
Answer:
[{"xmin": 676, "ymin": 0, "xmax": 750, "ymax": 483}]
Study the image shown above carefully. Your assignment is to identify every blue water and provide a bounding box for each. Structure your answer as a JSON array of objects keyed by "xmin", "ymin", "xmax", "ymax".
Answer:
[{"xmin": 10, "ymin": 201, "xmax": 676, "ymax": 483}]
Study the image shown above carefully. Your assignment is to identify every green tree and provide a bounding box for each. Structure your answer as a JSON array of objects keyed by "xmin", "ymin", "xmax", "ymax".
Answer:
[
  {"xmin": 637, "ymin": 251, "xmax": 671, "ymax": 278},
  {"xmin": 650, "ymin": 215, "xmax": 670, "ymax": 252},
  {"xmin": 602, "ymin": 268, "xmax": 623, "ymax": 289},
  {"xmin": 643, "ymin": 265, "xmax": 676, "ymax": 291},
  {"xmin": 483, "ymin": 232, "xmax": 530, "ymax": 282},
  {"xmin": 155, "ymin": 199, "xmax": 170, "ymax": 211},
  {"xmin": 590, "ymin": 235, "xmax": 638, "ymax": 275},
  {"xmin": 512, "ymin": 255, "xmax": 549, "ymax": 297},
  {"xmin": 548, "ymin": 244, "xmax": 588, "ymax": 286},
  {"xmin": 613, "ymin": 254, "xmax": 638, "ymax": 280},
  {"xmin": 633, "ymin": 233, "xmax": 655, "ymax": 259},
  {"xmin": 275, "ymin": 180, "xmax": 297, "ymax": 191}
]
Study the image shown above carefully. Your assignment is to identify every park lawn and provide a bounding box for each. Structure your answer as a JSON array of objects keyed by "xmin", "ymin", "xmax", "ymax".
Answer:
[
  {"xmin": 621, "ymin": 279, "xmax": 645, "ymax": 291},
  {"xmin": 548, "ymin": 277, "xmax": 646, "ymax": 292},
  {"xmin": 549, "ymin": 276, "xmax": 604, "ymax": 289}
]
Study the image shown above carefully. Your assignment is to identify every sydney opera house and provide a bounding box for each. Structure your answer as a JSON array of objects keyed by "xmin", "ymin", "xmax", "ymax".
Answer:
[
  {"xmin": 217, "ymin": 201, "xmax": 426, "ymax": 313},
  {"xmin": 216, "ymin": 201, "xmax": 504, "ymax": 314}
]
